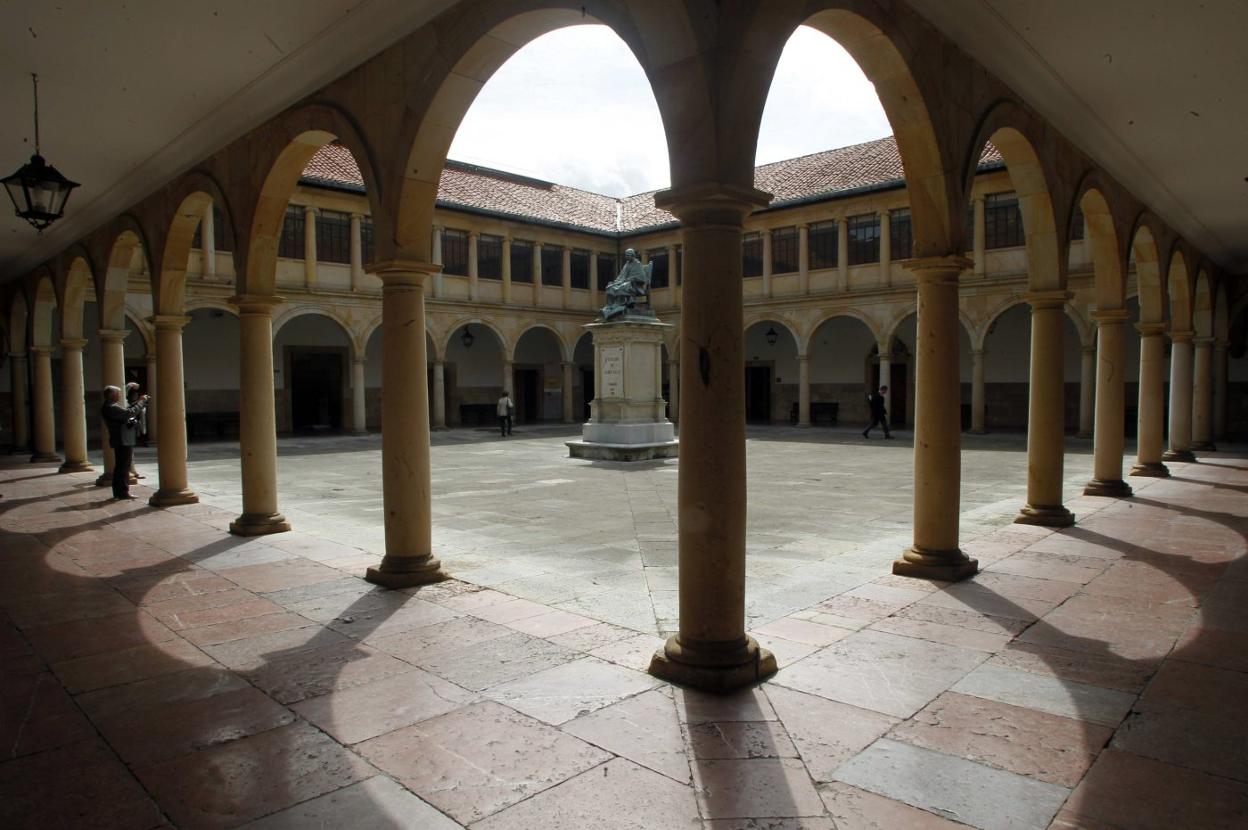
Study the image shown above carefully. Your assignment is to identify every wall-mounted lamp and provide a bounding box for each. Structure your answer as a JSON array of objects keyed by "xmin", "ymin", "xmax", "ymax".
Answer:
[
  {"xmin": 2, "ymin": 74, "xmax": 80, "ymax": 233},
  {"xmin": 764, "ymin": 327, "xmax": 779, "ymax": 347},
  {"xmin": 461, "ymin": 327, "xmax": 475, "ymax": 349}
]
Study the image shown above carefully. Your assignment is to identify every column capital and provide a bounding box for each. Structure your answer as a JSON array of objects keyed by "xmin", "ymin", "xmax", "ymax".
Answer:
[
  {"xmin": 432, "ymin": 358, "xmax": 444, "ymax": 367},
  {"xmin": 302, "ymin": 204, "xmax": 318, "ymax": 216},
  {"xmin": 28, "ymin": 345, "xmax": 53, "ymax": 356},
  {"xmin": 653, "ymin": 181, "xmax": 771, "ymax": 226},
  {"xmin": 59, "ymin": 338, "xmax": 88, "ymax": 351},
  {"xmin": 1023, "ymin": 289, "xmax": 1072, "ymax": 309},
  {"xmin": 1213, "ymin": 339, "xmax": 1229, "ymax": 352},
  {"xmin": 972, "ymin": 346, "xmax": 986, "ymax": 358},
  {"xmin": 368, "ymin": 258, "xmax": 440, "ymax": 287},
  {"xmin": 796, "ymin": 353, "xmax": 809, "ymax": 363},
  {"xmin": 468, "ymin": 229, "xmax": 480, "ymax": 240},
  {"xmin": 1169, "ymin": 329, "xmax": 1195, "ymax": 343},
  {"xmin": 152, "ymin": 314, "xmax": 191, "ymax": 332},
  {"xmin": 228, "ymin": 294, "xmax": 284, "ymax": 315},
  {"xmin": 562, "ymin": 361, "xmax": 575, "ymax": 369},
  {"xmin": 1081, "ymin": 345, "xmax": 1097, "ymax": 356},
  {"xmin": 350, "ymin": 212, "xmax": 363, "ymax": 222},
  {"xmin": 7, "ymin": 350, "xmax": 26, "ymax": 360},
  {"xmin": 909, "ymin": 255, "xmax": 972, "ymax": 282},
  {"xmin": 1136, "ymin": 321, "xmax": 1167, "ymax": 336},
  {"xmin": 98, "ymin": 328, "xmax": 129, "ymax": 343},
  {"xmin": 1193, "ymin": 336, "xmax": 1215, "ymax": 347},
  {"xmin": 1091, "ymin": 308, "xmax": 1131, "ymax": 324},
  {"xmin": 352, "ymin": 355, "xmax": 368, "ymax": 366}
]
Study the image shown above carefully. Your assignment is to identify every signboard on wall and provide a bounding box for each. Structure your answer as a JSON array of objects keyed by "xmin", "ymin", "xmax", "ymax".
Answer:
[{"xmin": 601, "ymin": 346, "xmax": 624, "ymax": 398}]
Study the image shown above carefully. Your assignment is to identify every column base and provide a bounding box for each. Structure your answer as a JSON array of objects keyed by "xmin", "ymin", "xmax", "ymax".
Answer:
[
  {"xmin": 1130, "ymin": 462, "xmax": 1171, "ymax": 478},
  {"xmin": 1083, "ymin": 478, "xmax": 1133, "ymax": 498},
  {"xmin": 229, "ymin": 512, "xmax": 292, "ymax": 536},
  {"xmin": 1161, "ymin": 449, "xmax": 1196, "ymax": 463},
  {"xmin": 648, "ymin": 635, "xmax": 777, "ymax": 694},
  {"xmin": 365, "ymin": 554, "xmax": 446, "ymax": 589},
  {"xmin": 1014, "ymin": 504, "xmax": 1076, "ymax": 527},
  {"xmin": 30, "ymin": 453, "xmax": 60, "ymax": 463},
  {"xmin": 1192, "ymin": 441, "xmax": 1217, "ymax": 451},
  {"xmin": 892, "ymin": 547, "xmax": 979, "ymax": 582},
  {"xmin": 58, "ymin": 460, "xmax": 94, "ymax": 474},
  {"xmin": 148, "ymin": 488, "xmax": 199, "ymax": 507}
]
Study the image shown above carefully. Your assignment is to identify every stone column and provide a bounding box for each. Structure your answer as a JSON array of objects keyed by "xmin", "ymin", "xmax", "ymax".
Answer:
[
  {"xmin": 227, "ymin": 296, "xmax": 289, "ymax": 535},
  {"xmin": 349, "ymin": 213, "xmax": 364, "ymax": 292},
  {"xmin": 646, "ymin": 182, "xmax": 776, "ymax": 693},
  {"xmin": 667, "ymin": 358, "xmax": 679, "ymax": 425},
  {"xmin": 797, "ymin": 354, "xmax": 810, "ymax": 427},
  {"xmin": 1131, "ymin": 322, "xmax": 1170, "ymax": 477},
  {"xmin": 972, "ymin": 197, "xmax": 986, "ymax": 278},
  {"xmin": 468, "ymin": 231, "xmax": 480, "ymax": 302},
  {"xmin": 893, "ymin": 257, "xmax": 978, "ymax": 580},
  {"xmin": 431, "ymin": 225, "xmax": 443, "ymax": 298},
  {"xmin": 57, "ymin": 338, "xmax": 92, "ymax": 473},
  {"xmin": 1015, "ymin": 291, "xmax": 1075, "ymax": 527},
  {"xmin": 502, "ymin": 237, "xmax": 513, "ymax": 304},
  {"xmin": 1214, "ymin": 340, "xmax": 1229, "ymax": 441},
  {"xmin": 562, "ymin": 362, "xmax": 575, "ymax": 423},
  {"xmin": 8, "ymin": 352, "xmax": 29, "ymax": 453},
  {"xmin": 837, "ymin": 218, "xmax": 849, "ymax": 291},
  {"xmin": 149, "ymin": 315, "xmax": 198, "ymax": 506},
  {"xmin": 667, "ymin": 244, "xmax": 678, "ymax": 308},
  {"xmin": 557, "ymin": 247, "xmax": 569, "ymax": 309},
  {"xmin": 1077, "ymin": 345, "xmax": 1096, "ymax": 438},
  {"xmin": 798, "ymin": 224, "xmax": 810, "ymax": 295},
  {"xmin": 532, "ymin": 243, "xmax": 542, "ymax": 306},
  {"xmin": 1084, "ymin": 309, "xmax": 1132, "ymax": 497},
  {"xmin": 432, "ymin": 360, "xmax": 447, "ymax": 430},
  {"xmin": 95, "ymin": 330, "xmax": 127, "ymax": 484},
  {"xmin": 1191, "ymin": 337, "xmax": 1215, "ymax": 450},
  {"xmin": 970, "ymin": 347, "xmax": 987, "ymax": 433},
  {"xmin": 351, "ymin": 356, "xmax": 368, "ymax": 435},
  {"xmin": 302, "ymin": 206, "xmax": 318, "ymax": 290},
  {"xmin": 202, "ymin": 203, "xmax": 216, "ymax": 280},
  {"xmin": 879, "ymin": 210, "xmax": 892, "ymax": 287},
  {"xmin": 1163, "ymin": 330, "xmax": 1196, "ymax": 462},
  {"xmin": 502, "ymin": 359, "xmax": 514, "ymax": 396},
  {"xmin": 365, "ymin": 262, "xmax": 444, "ymax": 588},
  {"xmin": 29, "ymin": 346, "xmax": 58, "ymax": 462},
  {"xmin": 587, "ymin": 249, "xmax": 597, "ymax": 310},
  {"xmin": 144, "ymin": 351, "xmax": 158, "ymax": 443}
]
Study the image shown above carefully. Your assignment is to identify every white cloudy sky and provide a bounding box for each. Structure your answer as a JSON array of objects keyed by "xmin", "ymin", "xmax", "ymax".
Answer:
[{"xmin": 448, "ymin": 25, "xmax": 891, "ymax": 197}]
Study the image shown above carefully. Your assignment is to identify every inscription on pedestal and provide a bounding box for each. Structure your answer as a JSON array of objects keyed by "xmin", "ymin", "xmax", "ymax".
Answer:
[{"xmin": 601, "ymin": 346, "xmax": 624, "ymax": 398}]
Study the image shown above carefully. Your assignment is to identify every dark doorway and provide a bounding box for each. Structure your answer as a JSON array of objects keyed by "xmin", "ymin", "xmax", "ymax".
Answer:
[
  {"xmin": 870, "ymin": 361, "xmax": 908, "ymax": 427},
  {"xmin": 290, "ymin": 349, "xmax": 344, "ymax": 432},
  {"xmin": 581, "ymin": 368, "xmax": 594, "ymax": 420},
  {"xmin": 514, "ymin": 368, "xmax": 541, "ymax": 423},
  {"xmin": 745, "ymin": 364, "xmax": 771, "ymax": 423}
]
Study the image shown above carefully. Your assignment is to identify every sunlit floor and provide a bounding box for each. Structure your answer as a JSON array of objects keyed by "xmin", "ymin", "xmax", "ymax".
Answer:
[{"xmin": 1, "ymin": 430, "xmax": 1245, "ymax": 829}]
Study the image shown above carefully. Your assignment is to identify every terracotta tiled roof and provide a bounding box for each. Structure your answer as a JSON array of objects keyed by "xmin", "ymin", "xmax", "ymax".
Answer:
[{"xmin": 301, "ymin": 138, "xmax": 1003, "ymax": 235}]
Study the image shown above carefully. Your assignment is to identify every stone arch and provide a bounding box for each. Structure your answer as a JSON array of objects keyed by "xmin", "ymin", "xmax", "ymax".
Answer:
[
  {"xmin": 31, "ymin": 272, "xmax": 58, "ymax": 349},
  {"xmin": 744, "ymin": 316, "xmax": 802, "ymax": 355},
  {"xmin": 515, "ymin": 323, "xmax": 571, "ymax": 364},
  {"xmin": 272, "ymin": 305, "xmax": 359, "ymax": 358},
  {"xmin": 1193, "ymin": 268, "xmax": 1213, "ymax": 339},
  {"xmin": 1071, "ymin": 179, "xmax": 1125, "ymax": 310},
  {"xmin": 1214, "ymin": 282, "xmax": 1229, "ymax": 343},
  {"xmin": 59, "ymin": 254, "xmax": 97, "ymax": 341},
  {"xmin": 443, "ymin": 317, "xmax": 510, "ymax": 362},
  {"xmin": 1130, "ymin": 219, "xmax": 1165, "ymax": 324},
  {"xmin": 1167, "ymin": 248, "xmax": 1193, "ymax": 333},
  {"xmin": 360, "ymin": 313, "xmax": 387, "ymax": 361},
  {"xmin": 883, "ymin": 302, "xmax": 977, "ymax": 351},
  {"xmin": 965, "ymin": 105, "xmax": 1064, "ymax": 291},
  {"xmin": 979, "ymin": 297, "xmax": 1091, "ymax": 348},
  {"xmin": 99, "ymin": 223, "xmax": 151, "ymax": 331},
  {"xmin": 155, "ymin": 189, "xmax": 216, "ymax": 315},
  {"xmin": 802, "ymin": 308, "xmax": 882, "ymax": 355},
  {"xmin": 183, "ymin": 297, "xmax": 240, "ymax": 317},
  {"xmin": 124, "ymin": 309, "xmax": 156, "ymax": 356}
]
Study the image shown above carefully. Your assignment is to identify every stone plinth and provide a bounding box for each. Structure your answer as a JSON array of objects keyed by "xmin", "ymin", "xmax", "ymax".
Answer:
[{"xmin": 567, "ymin": 317, "xmax": 678, "ymax": 462}]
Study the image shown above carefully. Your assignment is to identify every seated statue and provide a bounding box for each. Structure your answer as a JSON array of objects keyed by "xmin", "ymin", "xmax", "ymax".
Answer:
[{"xmin": 601, "ymin": 248, "xmax": 653, "ymax": 320}]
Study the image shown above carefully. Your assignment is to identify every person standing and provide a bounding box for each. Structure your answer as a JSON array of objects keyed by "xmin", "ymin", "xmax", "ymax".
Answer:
[
  {"xmin": 125, "ymin": 382, "xmax": 146, "ymax": 477},
  {"xmin": 101, "ymin": 385, "xmax": 148, "ymax": 500},
  {"xmin": 497, "ymin": 391, "xmax": 514, "ymax": 437},
  {"xmin": 863, "ymin": 385, "xmax": 894, "ymax": 439}
]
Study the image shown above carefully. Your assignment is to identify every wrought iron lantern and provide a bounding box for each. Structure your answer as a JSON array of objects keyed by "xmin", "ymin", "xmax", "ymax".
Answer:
[
  {"xmin": 3, "ymin": 74, "xmax": 80, "ymax": 233},
  {"xmin": 765, "ymin": 327, "xmax": 779, "ymax": 346},
  {"xmin": 461, "ymin": 327, "xmax": 475, "ymax": 349}
]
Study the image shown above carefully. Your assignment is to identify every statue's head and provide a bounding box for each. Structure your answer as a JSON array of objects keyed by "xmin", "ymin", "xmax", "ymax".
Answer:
[{"xmin": 624, "ymin": 248, "xmax": 637, "ymax": 260}]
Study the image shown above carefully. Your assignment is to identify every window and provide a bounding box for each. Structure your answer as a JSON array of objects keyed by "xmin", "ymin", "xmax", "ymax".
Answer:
[
  {"xmin": 478, "ymin": 234, "xmax": 502, "ymax": 279},
  {"xmin": 847, "ymin": 213, "xmax": 881, "ymax": 265},
  {"xmin": 278, "ymin": 205, "xmax": 305, "ymax": 259},
  {"xmin": 889, "ymin": 208, "xmax": 913, "ymax": 261},
  {"xmin": 675, "ymin": 246, "xmax": 683, "ymax": 285},
  {"xmin": 511, "ymin": 240, "xmax": 533, "ymax": 283},
  {"xmin": 984, "ymin": 192, "xmax": 1024, "ymax": 249},
  {"xmin": 441, "ymin": 228, "xmax": 468, "ymax": 275},
  {"xmin": 191, "ymin": 204, "xmax": 230, "ymax": 252},
  {"xmin": 541, "ymin": 246, "xmax": 563, "ymax": 286},
  {"xmin": 770, "ymin": 226, "xmax": 798, "ymax": 274},
  {"xmin": 596, "ymin": 253, "xmax": 616, "ymax": 290},
  {"xmin": 360, "ymin": 217, "xmax": 374, "ymax": 264},
  {"xmin": 648, "ymin": 249, "xmax": 669, "ymax": 289},
  {"xmin": 742, "ymin": 232, "xmax": 762, "ymax": 277},
  {"xmin": 1070, "ymin": 206, "xmax": 1085, "ymax": 241},
  {"xmin": 570, "ymin": 249, "xmax": 590, "ymax": 289},
  {"xmin": 316, "ymin": 210, "xmax": 352, "ymax": 264},
  {"xmin": 808, "ymin": 220, "xmax": 837, "ymax": 270}
]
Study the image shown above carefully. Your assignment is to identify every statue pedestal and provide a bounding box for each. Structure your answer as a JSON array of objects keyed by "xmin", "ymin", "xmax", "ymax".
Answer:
[{"xmin": 567, "ymin": 317, "xmax": 678, "ymax": 462}]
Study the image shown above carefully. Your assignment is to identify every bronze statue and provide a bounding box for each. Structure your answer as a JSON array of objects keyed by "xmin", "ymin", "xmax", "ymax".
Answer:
[{"xmin": 602, "ymin": 248, "xmax": 653, "ymax": 320}]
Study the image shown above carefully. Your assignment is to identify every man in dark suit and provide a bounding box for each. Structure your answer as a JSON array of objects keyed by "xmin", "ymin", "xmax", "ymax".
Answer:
[
  {"xmin": 101, "ymin": 385, "xmax": 148, "ymax": 500},
  {"xmin": 863, "ymin": 385, "xmax": 894, "ymax": 439}
]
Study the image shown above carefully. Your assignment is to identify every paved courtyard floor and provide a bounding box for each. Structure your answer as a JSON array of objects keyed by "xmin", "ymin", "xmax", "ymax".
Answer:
[{"xmin": 1, "ymin": 428, "xmax": 1246, "ymax": 828}]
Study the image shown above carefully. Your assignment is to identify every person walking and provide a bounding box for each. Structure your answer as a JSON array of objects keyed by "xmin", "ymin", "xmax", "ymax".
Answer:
[
  {"xmin": 863, "ymin": 384, "xmax": 894, "ymax": 439},
  {"xmin": 101, "ymin": 385, "xmax": 148, "ymax": 500},
  {"xmin": 497, "ymin": 391, "xmax": 514, "ymax": 437}
]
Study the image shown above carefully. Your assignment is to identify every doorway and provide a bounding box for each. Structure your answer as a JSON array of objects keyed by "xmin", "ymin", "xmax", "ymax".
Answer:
[
  {"xmin": 581, "ymin": 368, "xmax": 594, "ymax": 420},
  {"xmin": 869, "ymin": 361, "xmax": 909, "ymax": 427},
  {"xmin": 514, "ymin": 367, "xmax": 541, "ymax": 423},
  {"xmin": 290, "ymin": 349, "xmax": 344, "ymax": 432},
  {"xmin": 745, "ymin": 364, "xmax": 772, "ymax": 423}
]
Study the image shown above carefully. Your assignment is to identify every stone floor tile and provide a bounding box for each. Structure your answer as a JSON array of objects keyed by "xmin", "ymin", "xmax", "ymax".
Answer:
[
  {"xmin": 367, "ymin": 615, "xmax": 512, "ymax": 663},
  {"xmin": 986, "ymin": 551, "xmax": 1109, "ymax": 585},
  {"xmin": 242, "ymin": 639, "xmax": 415, "ymax": 704},
  {"xmin": 691, "ymin": 757, "xmax": 825, "ymax": 820},
  {"xmin": 0, "ymin": 671, "xmax": 94, "ymax": 758},
  {"xmin": 674, "ymin": 686, "xmax": 777, "ymax": 724},
  {"xmin": 75, "ymin": 666, "xmax": 251, "ymax": 722},
  {"xmin": 890, "ymin": 691, "xmax": 1111, "ymax": 787},
  {"xmin": 563, "ymin": 687, "xmax": 691, "ymax": 783},
  {"xmin": 703, "ymin": 819, "xmax": 835, "ymax": 830},
  {"xmin": 217, "ymin": 558, "xmax": 345, "ymax": 593},
  {"xmin": 1059, "ymin": 749, "xmax": 1248, "ymax": 830},
  {"xmin": 806, "ymin": 594, "xmax": 895, "ymax": 624},
  {"xmin": 436, "ymin": 588, "xmax": 516, "ymax": 612},
  {"xmin": 1171, "ymin": 625, "xmax": 1248, "ymax": 673},
  {"xmin": 687, "ymin": 721, "xmax": 798, "ymax": 760},
  {"xmin": 414, "ymin": 631, "xmax": 577, "ymax": 691},
  {"xmin": 1140, "ymin": 657, "xmax": 1248, "ymax": 713},
  {"xmin": 835, "ymin": 738, "xmax": 1070, "ymax": 830},
  {"xmin": 24, "ymin": 610, "xmax": 176, "ymax": 663},
  {"xmin": 819, "ymin": 782, "xmax": 970, "ymax": 830},
  {"xmin": 140, "ymin": 587, "xmax": 271, "ymax": 630},
  {"xmin": 951, "ymin": 663, "xmax": 1134, "ymax": 727},
  {"xmin": 199, "ymin": 624, "xmax": 345, "ymax": 671},
  {"xmin": 473, "ymin": 757, "xmax": 700, "ymax": 830},
  {"xmin": 752, "ymin": 617, "xmax": 853, "ymax": 647},
  {"xmin": 242, "ymin": 775, "xmax": 463, "ymax": 829},
  {"xmin": 841, "ymin": 582, "xmax": 930, "ymax": 611},
  {"xmin": 51, "ymin": 635, "xmax": 214, "ymax": 693},
  {"xmin": 1081, "ymin": 559, "xmax": 1213, "ymax": 606},
  {"xmin": 330, "ymin": 598, "xmax": 461, "ymax": 642},
  {"xmin": 356, "ymin": 700, "xmax": 609, "ymax": 824},
  {"xmin": 1, "ymin": 586, "xmax": 136, "ymax": 629},
  {"xmin": 961, "ymin": 571, "xmax": 1082, "ymax": 605},
  {"xmin": 180, "ymin": 611, "xmax": 318, "ymax": 647},
  {"xmin": 589, "ymin": 632, "xmax": 666, "ymax": 671},
  {"xmin": 501, "ymin": 608, "xmax": 597, "ymax": 637},
  {"xmin": 112, "ymin": 571, "xmax": 237, "ymax": 605},
  {"xmin": 1018, "ymin": 593, "xmax": 1195, "ymax": 662},
  {"xmin": 986, "ymin": 642, "xmax": 1154, "ymax": 694},
  {"xmin": 485, "ymin": 655, "xmax": 659, "ymax": 725},
  {"xmin": 293, "ymin": 667, "xmax": 476, "ymax": 745},
  {"xmin": 263, "ymin": 576, "xmax": 376, "ymax": 608},
  {"xmin": 915, "ymin": 585, "xmax": 1055, "ymax": 623},
  {"xmin": 762, "ymin": 685, "xmax": 898, "ymax": 783},
  {"xmin": 1112, "ymin": 697, "xmax": 1248, "ymax": 782},
  {"xmin": 154, "ymin": 595, "xmax": 284, "ymax": 631},
  {"xmin": 896, "ymin": 602, "xmax": 1031, "ymax": 635},
  {"xmin": 773, "ymin": 629, "xmax": 987, "ymax": 718},
  {"xmin": 136, "ymin": 721, "xmax": 375, "ymax": 829},
  {"xmin": 0, "ymin": 738, "xmax": 165, "ymax": 829},
  {"xmin": 468, "ymin": 595, "xmax": 564, "ymax": 625},
  {"xmin": 748, "ymin": 633, "xmax": 819, "ymax": 668},
  {"xmin": 869, "ymin": 616, "xmax": 1013, "ymax": 653}
]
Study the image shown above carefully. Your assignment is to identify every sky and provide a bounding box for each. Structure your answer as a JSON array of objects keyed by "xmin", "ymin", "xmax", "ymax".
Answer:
[{"xmin": 448, "ymin": 25, "xmax": 892, "ymax": 198}]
